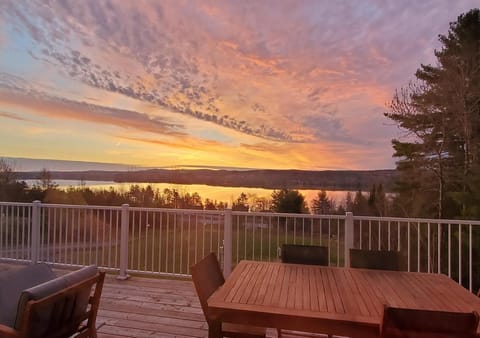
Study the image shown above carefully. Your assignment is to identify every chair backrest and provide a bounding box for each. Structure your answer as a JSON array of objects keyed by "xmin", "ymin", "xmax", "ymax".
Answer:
[
  {"xmin": 380, "ymin": 305, "xmax": 480, "ymax": 338},
  {"xmin": 281, "ymin": 244, "xmax": 328, "ymax": 266},
  {"xmin": 190, "ymin": 253, "xmax": 225, "ymax": 323},
  {"xmin": 16, "ymin": 266, "xmax": 105, "ymax": 338},
  {"xmin": 350, "ymin": 249, "xmax": 400, "ymax": 270},
  {"xmin": 0, "ymin": 263, "xmax": 56, "ymax": 328}
]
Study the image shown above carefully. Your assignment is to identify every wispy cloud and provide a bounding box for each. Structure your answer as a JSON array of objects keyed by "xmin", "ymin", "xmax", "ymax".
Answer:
[
  {"xmin": 0, "ymin": 111, "xmax": 29, "ymax": 121},
  {"xmin": 0, "ymin": 79, "xmax": 185, "ymax": 137}
]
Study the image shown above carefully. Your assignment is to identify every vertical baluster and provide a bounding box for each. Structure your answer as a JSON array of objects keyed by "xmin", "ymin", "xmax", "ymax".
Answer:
[
  {"xmin": 138, "ymin": 210, "xmax": 142, "ymax": 271},
  {"xmin": 144, "ymin": 210, "xmax": 149, "ymax": 272},
  {"xmin": 378, "ymin": 220, "xmax": 381, "ymax": 250},
  {"xmin": 71, "ymin": 207, "xmax": 75, "ymax": 265},
  {"xmin": 180, "ymin": 212, "xmax": 184, "ymax": 274},
  {"xmin": 448, "ymin": 223, "xmax": 451, "ymax": 278},
  {"xmin": 194, "ymin": 213, "xmax": 198, "ymax": 265},
  {"xmin": 407, "ymin": 221, "xmax": 411, "ymax": 272},
  {"xmin": 108, "ymin": 209, "xmax": 113, "ymax": 269},
  {"xmin": 54, "ymin": 207, "xmax": 58, "ymax": 264},
  {"xmin": 417, "ymin": 222, "xmax": 420, "ymax": 272},
  {"xmin": 77, "ymin": 209, "xmax": 81, "ymax": 265},
  {"xmin": 158, "ymin": 210, "xmax": 163, "ymax": 273},
  {"xmin": 427, "ymin": 222, "xmax": 431, "ymax": 273},
  {"xmin": 293, "ymin": 216, "xmax": 296, "ymax": 244},
  {"xmin": 166, "ymin": 212, "xmax": 170, "ymax": 273},
  {"xmin": 397, "ymin": 221, "xmax": 401, "ymax": 252},
  {"xmin": 469, "ymin": 223, "xmax": 472, "ymax": 291},
  {"xmin": 437, "ymin": 223, "xmax": 441, "ymax": 274},
  {"xmin": 252, "ymin": 215, "xmax": 256, "ymax": 260},
  {"xmin": 15, "ymin": 205, "xmax": 19, "ymax": 260},
  {"xmin": 368, "ymin": 220, "xmax": 372, "ymax": 250},
  {"xmin": 244, "ymin": 214, "xmax": 247, "ymax": 260},
  {"xmin": 261, "ymin": 216, "xmax": 265, "ymax": 261},
  {"xmin": 187, "ymin": 212, "xmax": 191, "ymax": 274},
  {"xmin": 83, "ymin": 209, "xmax": 87, "ymax": 266},
  {"xmin": 387, "ymin": 220, "xmax": 391, "ymax": 251},
  {"xmin": 459, "ymin": 224, "xmax": 462, "ymax": 285},
  {"xmin": 102, "ymin": 209, "xmax": 106, "ymax": 267},
  {"xmin": 64, "ymin": 208, "xmax": 69, "ymax": 264},
  {"xmin": 268, "ymin": 215, "xmax": 272, "ymax": 262}
]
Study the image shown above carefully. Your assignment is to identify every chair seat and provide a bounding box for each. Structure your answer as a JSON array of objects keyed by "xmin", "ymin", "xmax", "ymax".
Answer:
[{"xmin": 222, "ymin": 321, "xmax": 267, "ymax": 337}]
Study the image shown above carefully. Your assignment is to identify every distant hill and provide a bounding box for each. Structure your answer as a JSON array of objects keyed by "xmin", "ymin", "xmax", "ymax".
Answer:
[{"xmin": 16, "ymin": 168, "xmax": 398, "ymax": 191}]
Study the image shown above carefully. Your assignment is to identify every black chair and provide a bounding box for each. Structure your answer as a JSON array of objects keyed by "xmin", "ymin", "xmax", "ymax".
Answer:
[
  {"xmin": 380, "ymin": 305, "xmax": 480, "ymax": 338},
  {"xmin": 279, "ymin": 245, "xmax": 331, "ymax": 338},
  {"xmin": 190, "ymin": 253, "xmax": 266, "ymax": 338},
  {"xmin": 281, "ymin": 244, "xmax": 329, "ymax": 266},
  {"xmin": 349, "ymin": 249, "xmax": 400, "ymax": 271}
]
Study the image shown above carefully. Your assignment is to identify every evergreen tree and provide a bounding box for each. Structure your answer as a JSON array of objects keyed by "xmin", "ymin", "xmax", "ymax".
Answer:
[
  {"xmin": 311, "ymin": 190, "xmax": 334, "ymax": 214},
  {"xmin": 386, "ymin": 9, "xmax": 480, "ymax": 219},
  {"xmin": 270, "ymin": 189, "xmax": 308, "ymax": 214}
]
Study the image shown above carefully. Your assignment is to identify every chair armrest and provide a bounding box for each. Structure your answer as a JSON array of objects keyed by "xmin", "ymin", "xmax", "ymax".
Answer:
[{"xmin": 0, "ymin": 324, "xmax": 19, "ymax": 338}]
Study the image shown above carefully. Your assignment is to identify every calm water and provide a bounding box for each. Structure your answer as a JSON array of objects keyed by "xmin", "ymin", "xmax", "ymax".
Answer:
[{"xmin": 26, "ymin": 179, "xmax": 356, "ymax": 206}]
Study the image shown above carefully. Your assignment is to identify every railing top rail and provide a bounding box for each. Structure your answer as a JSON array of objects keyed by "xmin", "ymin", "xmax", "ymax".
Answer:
[
  {"xmin": 40, "ymin": 203, "xmax": 122, "ymax": 211},
  {"xmin": 232, "ymin": 210, "xmax": 347, "ymax": 220},
  {"xmin": 0, "ymin": 202, "xmax": 33, "ymax": 207},
  {"xmin": 353, "ymin": 215, "xmax": 480, "ymax": 226},
  {"xmin": 2, "ymin": 201, "xmax": 480, "ymax": 225},
  {"xmin": 128, "ymin": 206, "xmax": 225, "ymax": 214}
]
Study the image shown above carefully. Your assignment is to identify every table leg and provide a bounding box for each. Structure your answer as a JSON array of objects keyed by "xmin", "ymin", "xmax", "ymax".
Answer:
[{"xmin": 208, "ymin": 321, "xmax": 222, "ymax": 338}]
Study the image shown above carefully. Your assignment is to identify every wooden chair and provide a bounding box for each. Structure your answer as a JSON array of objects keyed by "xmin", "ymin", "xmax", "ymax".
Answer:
[
  {"xmin": 0, "ymin": 265, "xmax": 105, "ymax": 338},
  {"xmin": 281, "ymin": 244, "xmax": 329, "ymax": 266},
  {"xmin": 190, "ymin": 253, "xmax": 266, "ymax": 338},
  {"xmin": 349, "ymin": 249, "xmax": 400, "ymax": 271},
  {"xmin": 380, "ymin": 305, "xmax": 480, "ymax": 338}
]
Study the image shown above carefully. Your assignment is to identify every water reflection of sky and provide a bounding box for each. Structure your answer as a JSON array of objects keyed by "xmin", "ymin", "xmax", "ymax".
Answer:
[{"xmin": 26, "ymin": 179, "xmax": 355, "ymax": 207}]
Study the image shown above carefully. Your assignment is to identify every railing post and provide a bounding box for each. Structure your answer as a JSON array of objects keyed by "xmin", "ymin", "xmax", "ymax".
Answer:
[
  {"xmin": 31, "ymin": 200, "xmax": 41, "ymax": 264},
  {"xmin": 344, "ymin": 212, "xmax": 354, "ymax": 267},
  {"xmin": 223, "ymin": 208, "xmax": 233, "ymax": 277},
  {"xmin": 117, "ymin": 203, "xmax": 130, "ymax": 280}
]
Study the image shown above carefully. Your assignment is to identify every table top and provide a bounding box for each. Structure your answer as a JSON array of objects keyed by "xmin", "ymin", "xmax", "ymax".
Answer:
[{"xmin": 208, "ymin": 260, "xmax": 480, "ymax": 338}]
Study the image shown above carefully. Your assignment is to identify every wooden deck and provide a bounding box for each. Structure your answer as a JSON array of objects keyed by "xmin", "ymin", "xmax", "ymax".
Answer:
[{"xmin": 97, "ymin": 273, "xmax": 209, "ymax": 337}]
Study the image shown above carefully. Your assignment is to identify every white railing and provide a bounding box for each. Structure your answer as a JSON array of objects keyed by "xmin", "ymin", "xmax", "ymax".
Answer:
[
  {"xmin": 1, "ymin": 201, "xmax": 479, "ymax": 292},
  {"xmin": 352, "ymin": 216, "xmax": 480, "ymax": 292}
]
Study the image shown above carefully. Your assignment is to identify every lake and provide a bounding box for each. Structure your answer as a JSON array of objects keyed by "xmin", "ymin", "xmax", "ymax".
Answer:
[{"xmin": 26, "ymin": 179, "xmax": 358, "ymax": 207}]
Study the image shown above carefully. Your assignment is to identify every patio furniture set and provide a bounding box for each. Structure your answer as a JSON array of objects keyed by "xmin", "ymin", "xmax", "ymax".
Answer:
[
  {"xmin": 1, "ymin": 245, "xmax": 480, "ymax": 337},
  {"xmin": 193, "ymin": 245, "xmax": 480, "ymax": 338}
]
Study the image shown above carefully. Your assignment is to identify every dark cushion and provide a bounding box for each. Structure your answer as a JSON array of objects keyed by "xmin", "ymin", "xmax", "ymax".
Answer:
[
  {"xmin": 281, "ymin": 244, "xmax": 329, "ymax": 266},
  {"xmin": 0, "ymin": 263, "xmax": 55, "ymax": 327},
  {"xmin": 14, "ymin": 265, "xmax": 98, "ymax": 335},
  {"xmin": 350, "ymin": 249, "xmax": 400, "ymax": 270}
]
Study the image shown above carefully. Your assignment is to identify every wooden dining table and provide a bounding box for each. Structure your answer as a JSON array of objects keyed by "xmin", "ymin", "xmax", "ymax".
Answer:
[{"xmin": 207, "ymin": 260, "xmax": 480, "ymax": 338}]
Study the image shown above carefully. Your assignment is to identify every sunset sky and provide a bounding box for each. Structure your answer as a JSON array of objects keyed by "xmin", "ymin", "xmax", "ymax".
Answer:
[{"xmin": 1, "ymin": 1, "xmax": 478, "ymax": 171}]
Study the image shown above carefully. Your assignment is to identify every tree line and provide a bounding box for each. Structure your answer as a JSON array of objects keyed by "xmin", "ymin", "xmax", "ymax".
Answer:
[{"xmin": 1, "ymin": 158, "xmax": 392, "ymax": 216}]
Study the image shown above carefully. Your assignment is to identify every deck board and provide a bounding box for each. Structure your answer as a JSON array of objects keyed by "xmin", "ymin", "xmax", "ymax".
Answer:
[{"xmin": 97, "ymin": 273, "xmax": 208, "ymax": 337}]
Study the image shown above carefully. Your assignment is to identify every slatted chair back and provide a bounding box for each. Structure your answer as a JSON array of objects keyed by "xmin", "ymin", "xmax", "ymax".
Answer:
[
  {"xmin": 380, "ymin": 306, "xmax": 480, "ymax": 338},
  {"xmin": 18, "ymin": 270, "xmax": 105, "ymax": 338},
  {"xmin": 191, "ymin": 254, "xmax": 267, "ymax": 338},
  {"xmin": 350, "ymin": 249, "xmax": 400, "ymax": 271},
  {"xmin": 281, "ymin": 244, "xmax": 329, "ymax": 266},
  {"xmin": 190, "ymin": 252, "xmax": 225, "ymax": 324}
]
